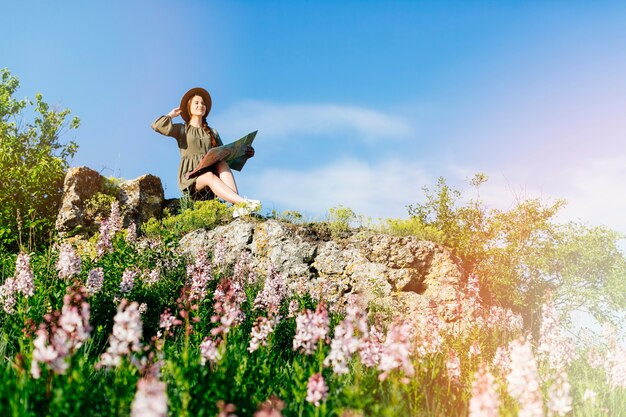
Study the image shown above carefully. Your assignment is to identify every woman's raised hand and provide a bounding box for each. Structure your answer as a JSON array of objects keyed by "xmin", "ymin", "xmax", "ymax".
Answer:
[{"xmin": 167, "ymin": 107, "xmax": 182, "ymax": 118}]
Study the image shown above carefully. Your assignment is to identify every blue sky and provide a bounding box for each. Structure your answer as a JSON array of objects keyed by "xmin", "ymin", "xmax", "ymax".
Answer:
[{"xmin": 3, "ymin": 1, "xmax": 626, "ymax": 236}]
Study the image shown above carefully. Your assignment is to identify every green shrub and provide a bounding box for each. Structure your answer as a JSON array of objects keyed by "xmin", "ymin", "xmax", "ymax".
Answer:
[
  {"xmin": 142, "ymin": 199, "xmax": 231, "ymax": 243},
  {"xmin": 0, "ymin": 68, "xmax": 79, "ymax": 252}
]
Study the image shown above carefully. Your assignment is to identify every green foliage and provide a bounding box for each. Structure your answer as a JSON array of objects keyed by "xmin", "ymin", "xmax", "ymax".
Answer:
[
  {"xmin": 0, "ymin": 68, "xmax": 79, "ymax": 252},
  {"xmin": 327, "ymin": 205, "xmax": 357, "ymax": 235},
  {"xmin": 404, "ymin": 175, "xmax": 626, "ymax": 326},
  {"xmin": 382, "ymin": 216, "xmax": 445, "ymax": 242},
  {"xmin": 141, "ymin": 199, "xmax": 231, "ymax": 244}
]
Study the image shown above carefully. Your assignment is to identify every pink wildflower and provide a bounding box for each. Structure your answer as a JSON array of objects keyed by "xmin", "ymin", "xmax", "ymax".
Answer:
[
  {"xmin": 14, "ymin": 252, "xmax": 35, "ymax": 297},
  {"xmin": 213, "ymin": 237, "xmax": 227, "ymax": 268},
  {"xmin": 216, "ymin": 401, "xmax": 238, "ymax": 417},
  {"xmin": 605, "ymin": 345, "xmax": 626, "ymax": 388},
  {"xmin": 378, "ymin": 321, "xmax": 415, "ymax": 381},
  {"xmin": 109, "ymin": 200, "xmax": 123, "ymax": 235},
  {"xmin": 248, "ymin": 316, "xmax": 278, "ymax": 352},
  {"xmin": 187, "ymin": 250, "xmax": 213, "ymax": 301},
  {"xmin": 413, "ymin": 305, "xmax": 444, "ymax": 358},
  {"xmin": 200, "ymin": 336, "xmax": 222, "ymax": 366},
  {"xmin": 254, "ymin": 264, "xmax": 286, "ymax": 315},
  {"xmin": 492, "ymin": 345, "xmax": 510, "ymax": 376},
  {"xmin": 125, "ymin": 222, "xmax": 137, "ymax": 243},
  {"xmin": 469, "ymin": 365, "xmax": 500, "ymax": 417},
  {"xmin": 469, "ymin": 341, "xmax": 482, "ymax": 358},
  {"xmin": 131, "ymin": 376, "xmax": 168, "ymax": 417},
  {"xmin": 210, "ymin": 278, "xmax": 244, "ymax": 337},
  {"xmin": 254, "ymin": 395, "xmax": 285, "ymax": 417},
  {"xmin": 143, "ymin": 269, "xmax": 160, "ymax": 286},
  {"xmin": 446, "ymin": 349, "xmax": 462, "ymax": 385},
  {"xmin": 506, "ymin": 338, "xmax": 544, "ymax": 417},
  {"xmin": 537, "ymin": 296, "xmax": 575, "ymax": 371},
  {"xmin": 98, "ymin": 300, "xmax": 143, "ymax": 368},
  {"xmin": 359, "ymin": 323, "xmax": 384, "ymax": 368},
  {"xmin": 0, "ymin": 277, "xmax": 18, "ymax": 314},
  {"xmin": 324, "ymin": 306, "xmax": 366, "ymax": 374},
  {"xmin": 287, "ymin": 299, "xmax": 299, "ymax": 318},
  {"xmin": 86, "ymin": 267, "xmax": 104, "ymax": 295},
  {"xmin": 31, "ymin": 286, "xmax": 92, "ymax": 378},
  {"xmin": 546, "ymin": 371, "xmax": 572, "ymax": 417},
  {"xmin": 96, "ymin": 218, "xmax": 113, "ymax": 257},
  {"xmin": 56, "ymin": 243, "xmax": 82, "ymax": 280},
  {"xmin": 293, "ymin": 303, "xmax": 329, "ymax": 355},
  {"xmin": 159, "ymin": 308, "xmax": 180, "ymax": 336},
  {"xmin": 582, "ymin": 389, "xmax": 596, "ymax": 404},
  {"xmin": 305, "ymin": 373, "xmax": 328, "ymax": 406},
  {"xmin": 120, "ymin": 268, "xmax": 137, "ymax": 293}
]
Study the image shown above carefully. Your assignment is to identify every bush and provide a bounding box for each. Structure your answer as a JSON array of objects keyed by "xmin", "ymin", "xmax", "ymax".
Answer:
[{"xmin": 0, "ymin": 68, "xmax": 79, "ymax": 252}]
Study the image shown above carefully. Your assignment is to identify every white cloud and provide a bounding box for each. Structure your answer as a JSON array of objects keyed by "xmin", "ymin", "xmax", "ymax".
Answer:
[
  {"xmin": 242, "ymin": 157, "xmax": 431, "ymax": 220},
  {"xmin": 214, "ymin": 100, "xmax": 415, "ymax": 143}
]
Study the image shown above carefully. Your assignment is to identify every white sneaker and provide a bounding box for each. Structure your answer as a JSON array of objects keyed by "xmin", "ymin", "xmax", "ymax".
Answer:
[{"xmin": 232, "ymin": 199, "xmax": 261, "ymax": 218}]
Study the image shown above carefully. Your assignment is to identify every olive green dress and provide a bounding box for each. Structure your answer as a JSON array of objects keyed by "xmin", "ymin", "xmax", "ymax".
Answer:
[{"xmin": 151, "ymin": 115, "xmax": 224, "ymax": 194}]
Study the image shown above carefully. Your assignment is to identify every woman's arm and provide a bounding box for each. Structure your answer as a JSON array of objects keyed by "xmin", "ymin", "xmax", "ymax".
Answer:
[{"xmin": 151, "ymin": 108, "xmax": 183, "ymax": 138}]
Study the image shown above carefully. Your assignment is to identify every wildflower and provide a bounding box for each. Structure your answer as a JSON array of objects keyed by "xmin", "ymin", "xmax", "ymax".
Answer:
[
  {"xmin": 546, "ymin": 371, "xmax": 572, "ymax": 417},
  {"xmin": 492, "ymin": 345, "xmax": 510, "ymax": 376},
  {"xmin": 14, "ymin": 252, "xmax": 35, "ymax": 297},
  {"xmin": 254, "ymin": 395, "xmax": 285, "ymax": 417},
  {"xmin": 211, "ymin": 278, "xmax": 244, "ymax": 337},
  {"xmin": 446, "ymin": 349, "xmax": 462, "ymax": 385},
  {"xmin": 56, "ymin": 243, "xmax": 82, "ymax": 280},
  {"xmin": 469, "ymin": 365, "xmax": 499, "ymax": 417},
  {"xmin": 120, "ymin": 269, "xmax": 137, "ymax": 294},
  {"xmin": 293, "ymin": 303, "xmax": 329, "ymax": 355},
  {"xmin": 359, "ymin": 323, "xmax": 384, "ymax": 368},
  {"xmin": 378, "ymin": 321, "xmax": 415, "ymax": 381},
  {"xmin": 96, "ymin": 218, "xmax": 113, "ymax": 257},
  {"xmin": 305, "ymin": 373, "xmax": 328, "ymax": 406},
  {"xmin": 216, "ymin": 401, "xmax": 238, "ymax": 417},
  {"xmin": 109, "ymin": 200, "xmax": 123, "ymax": 235},
  {"xmin": 537, "ymin": 296, "xmax": 575, "ymax": 371},
  {"xmin": 213, "ymin": 237, "xmax": 227, "ymax": 268},
  {"xmin": 605, "ymin": 345, "xmax": 626, "ymax": 388},
  {"xmin": 248, "ymin": 316, "xmax": 278, "ymax": 352},
  {"xmin": 126, "ymin": 222, "xmax": 137, "ymax": 243},
  {"xmin": 287, "ymin": 299, "xmax": 299, "ymax": 318},
  {"xmin": 98, "ymin": 300, "xmax": 143, "ymax": 368},
  {"xmin": 159, "ymin": 309, "xmax": 180, "ymax": 336},
  {"xmin": 582, "ymin": 389, "xmax": 596, "ymax": 404},
  {"xmin": 187, "ymin": 250, "xmax": 212, "ymax": 301},
  {"xmin": 413, "ymin": 306, "xmax": 444, "ymax": 358},
  {"xmin": 233, "ymin": 250, "xmax": 252, "ymax": 283},
  {"xmin": 506, "ymin": 338, "xmax": 544, "ymax": 417},
  {"xmin": 143, "ymin": 269, "xmax": 160, "ymax": 286},
  {"xmin": 138, "ymin": 303, "xmax": 148, "ymax": 315},
  {"xmin": 486, "ymin": 306, "xmax": 524, "ymax": 333},
  {"xmin": 199, "ymin": 336, "xmax": 222, "ymax": 365},
  {"xmin": 324, "ymin": 307, "xmax": 365, "ymax": 374},
  {"xmin": 86, "ymin": 267, "xmax": 104, "ymax": 295},
  {"xmin": 469, "ymin": 341, "xmax": 482, "ymax": 358},
  {"xmin": 254, "ymin": 264, "xmax": 286, "ymax": 315},
  {"xmin": 31, "ymin": 286, "xmax": 92, "ymax": 378},
  {"xmin": 0, "ymin": 277, "xmax": 18, "ymax": 314},
  {"xmin": 131, "ymin": 377, "xmax": 168, "ymax": 417}
]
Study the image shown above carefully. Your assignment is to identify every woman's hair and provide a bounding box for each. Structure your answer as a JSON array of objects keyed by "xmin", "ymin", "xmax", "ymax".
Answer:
[{"xmin": 186, "ymin": 95, "xmax": 218, "ymax": 148}]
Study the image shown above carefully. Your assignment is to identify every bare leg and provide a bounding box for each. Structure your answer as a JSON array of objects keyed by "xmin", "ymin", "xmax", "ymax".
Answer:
[
  {"xmin": 214, "ymin": 160, "xmax": 239, "ymax": 194},
  {"xmin": 195, "ymin": 170, "xmax": 245, "ymax": 204}
]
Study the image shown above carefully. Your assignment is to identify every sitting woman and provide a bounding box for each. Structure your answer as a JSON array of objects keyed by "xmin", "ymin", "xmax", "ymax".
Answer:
[{"xmin": 151, "ymin": 87, "xmax": 260, "ymax": 217}]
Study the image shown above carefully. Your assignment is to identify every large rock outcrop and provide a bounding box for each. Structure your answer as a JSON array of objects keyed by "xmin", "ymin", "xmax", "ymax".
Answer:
[
  {"xmin": 178, "ymin": 219, "xmax": 463, "ymax": 321},
  {"xmin": 56, "ymin": 166, "xmax": 165, "ymax": 236}
]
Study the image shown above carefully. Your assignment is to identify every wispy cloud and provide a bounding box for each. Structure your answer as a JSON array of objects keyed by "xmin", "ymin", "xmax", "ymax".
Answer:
[
  {"xmin": 241, "ymin": 157, "xmax": 431, "ymax": 219},
  {"xmin": 214, "ymin": 100, "xmax": 415, "ymax": 143}
]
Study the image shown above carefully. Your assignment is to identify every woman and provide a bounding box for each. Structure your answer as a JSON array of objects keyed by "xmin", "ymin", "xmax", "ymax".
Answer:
[{"xmin": 152, "ymin": 87, "xmax": 260, "ymax": 217}]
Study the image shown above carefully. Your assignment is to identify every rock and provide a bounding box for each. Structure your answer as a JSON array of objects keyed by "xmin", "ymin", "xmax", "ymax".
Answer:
[
  {"xmin": 55, "ymin": 166, "xmax": 105, "ymax": 236},
  {"xmin": 56, "ymin": 166, "xmax": 165, "ymax": 237},
  {"xmin": 117, "ymin": 174, "xmax": 164, "ymax": 227},
  {"xmin": 178, "ymin": 218, "xmax": 464, "ymax": 322}
]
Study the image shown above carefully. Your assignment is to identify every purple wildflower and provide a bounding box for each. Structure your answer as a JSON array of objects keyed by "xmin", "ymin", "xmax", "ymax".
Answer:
[
  {"xmin": 200, "ymin": 336, "xmax": 222, "ymax": 366},
  {"xmin": 377, "ymin": 321, "xmax": 415, "ymax": 381},
  {"xmin": 86, "ymin": 267, "xmax": 104, "ymax": 295},
  {"xmin": 56, "ymin": 243, "xmax": 82, "ymax": 280},
  {"xmin": 469, "ymin": 364, "xmax": 500, "ymax": 417},
  {"xmin": 187, "ymin": 250, "xmax": 213, "ymax": 301},
  {"xmin": 125, "ymin": 222, "xmax": 137, "ymax": 243},
  {"xmin": 14, "ymin": 252, "xmax": 35, "ymax": 297},
  {"xmin": 98, "ymin": 300, "xmax": 143, "ymax": 368},
  {"xmin": 254, "ymin": 264, "xmax": 286, "ymax": 315},
  {"xmin": 248, "ymin": 316, "xmax": 278, "ymax": 353},
  {"xmin": 120, "ymin": 268, "xmax": 137, "ymax": 293}
]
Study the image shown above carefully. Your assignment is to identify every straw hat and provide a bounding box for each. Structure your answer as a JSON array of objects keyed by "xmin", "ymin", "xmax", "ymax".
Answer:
[{"xmin": 179, "ymin": 87, "xmax": 212, "ymax": 123}]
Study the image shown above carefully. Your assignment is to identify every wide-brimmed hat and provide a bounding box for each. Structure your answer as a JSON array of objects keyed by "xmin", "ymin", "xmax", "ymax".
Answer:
[{"xmin": 179, "ymin": 87, "xmax": 212, "ymax": 123}]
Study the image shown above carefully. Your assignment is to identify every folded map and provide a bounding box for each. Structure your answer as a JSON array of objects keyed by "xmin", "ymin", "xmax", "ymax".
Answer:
[{"xmin": 185, "ymin": 131, "xmax": 257, "ymax": 179}]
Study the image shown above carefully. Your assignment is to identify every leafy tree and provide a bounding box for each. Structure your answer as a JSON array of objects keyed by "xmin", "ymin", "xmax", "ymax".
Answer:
[
  {"xmin": 0, "ymin": 68, "xmax": 79, "ymax": 251},
  {"xmin": 408, "ymin": 175, "xmax": 626, "ymax": 328}
]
